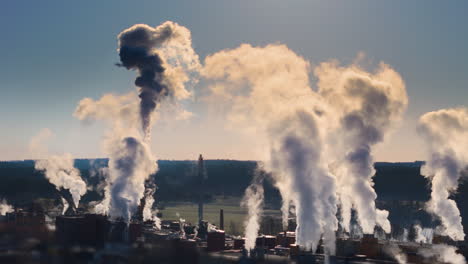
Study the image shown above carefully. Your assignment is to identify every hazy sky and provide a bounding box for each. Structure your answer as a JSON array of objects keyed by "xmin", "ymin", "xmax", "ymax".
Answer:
[{"xmin": 1, "ymin": 0, "xmax": 467, "ymax": 161}]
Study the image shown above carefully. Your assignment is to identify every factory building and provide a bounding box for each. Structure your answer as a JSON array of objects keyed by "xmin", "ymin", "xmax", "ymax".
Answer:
[{"xmin": 56, "ymin": 214, "xmax": 110, "ymax": 247}]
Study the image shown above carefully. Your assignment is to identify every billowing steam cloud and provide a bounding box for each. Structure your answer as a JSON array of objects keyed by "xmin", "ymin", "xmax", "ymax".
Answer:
[
  {"xmin": 74, "ymin": 21, "xmax": 199, "ymax": 223},
  {"xmin": 143, "ymin": 183, "xmax": 161, "ymax": 229},
  {"xmin": 107, "ymin": 137, "xmax": 157, "ymax": 222},
  {"xmin": 241, "ymin": 168, "xmax": 265, "ymax": 251},
  {"xmin": 384, "ymin": 244, "xmax": 407, "ymax": 264},
  {"xmin": 270, "ymin": 113, "xmax": 338, "ymax": 253},
  {"xmin": 414, "ymin": 224, "xmax": 433, "ymax": 244},
  {"xmin": 419, "ymin": 244, "xmax": 466, "ymax": 264},
  {"xmin": 117, "ymin": 22, "xmax": 200, "ymax": 137},
  {"xmin": 202, "ymin": 44, "xmax": 338, "ymax": 253},
  {"xmin": 0, "ymin": 199, "xmax": 14, "ymax": 215},
  {"xmin": 316, "ymin": 62, "xmax": 407, "ymax": 234},
  {"xmin": 74, "ymin": 96, "xmax": 157, "ymax": 221},
  {"xmin": 202, "ymin": 44, "xmax": 407, "ymax": 251},
  {"xmin": 30, "ymin": 128, "xmax": 87, "ymax": 209},
  {"xmin": 35, "ymin": 154, "xmax": 87, "ymax": 209},
  {"xmin": 418, "ymin": 107, "xmax": 468, "ymax": 241},
  {"xmin": 61, "ymin": 197, "xmax": 69, "ymax": 215}
]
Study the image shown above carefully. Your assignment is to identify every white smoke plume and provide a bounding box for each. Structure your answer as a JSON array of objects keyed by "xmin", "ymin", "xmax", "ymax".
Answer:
[
  {"xmin": 241, "ymin": 168, "xmax": 265, "ymax": 251},
  {"xmin": 202, "ymin": 43, "xmax": 407, "ymax": 251},
  {"xmin": 418, "ymin": 107, "xmax": 468, "ymax": 241},
  {"xmin": 75, "ymin": 87, "xmax": 158, "ymax": 222},
  {"xmin": 384, "ymin": 244, "xmax": 407, "ymax": 264},
  {"xmin": 31, "ymin": 128, "xmax": 87, "ymax": 209},
  {"xmin": 105, "ymin": 137, "xmax": 156, "ymax": 222},
  {"xmin": 143, "ymin": 184, "xmax": 161, "ymax": 229},
  {"xmin": 414, "ymin": 224, "xmax": 433, "ymax": 244},
  {"xmin": 0, "ymin": 199, "xmax": 14, "ymax": 215},
  {"xmin": 317, "ymin": 62, "xmax": 407, "ymax": 234},
  {"xmin": 419, "ymin": 244, "xmax": 466, "ymax": 264},
  {"xmin": 61, "ymin": 197, "xmax": 69, "ymax": 215},
  {"xmin": 202, "ymin": 44, "xmax": 338, "ymax": 253},
  {"xmin": 74, "ymin": 21, "xmax": 199, "ymax": 222}
]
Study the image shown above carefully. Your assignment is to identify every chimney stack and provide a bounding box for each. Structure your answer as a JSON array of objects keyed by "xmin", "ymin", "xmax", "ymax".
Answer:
[
  {"xmin": 220, "ymin": 209, "xmax": 224, "ymax": 230},
  {"xmin": 198, "ymin": 154, "xmax": 205, "ymax": 225}
]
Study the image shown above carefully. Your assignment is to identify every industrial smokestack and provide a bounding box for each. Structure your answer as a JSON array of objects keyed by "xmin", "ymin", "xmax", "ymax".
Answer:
[
  {"xmin": 198, "ymin": 154, "xmax": 206, "ymax": 224},
  {"xmin": 219, "ymin": 209, "xmax": 224, "ymax": 230}
]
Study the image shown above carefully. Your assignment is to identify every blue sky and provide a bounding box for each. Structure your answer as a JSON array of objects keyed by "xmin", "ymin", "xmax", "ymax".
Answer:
[{"xmin": 1, "ymin": 0, "xmax": 467, "ymax": 161}]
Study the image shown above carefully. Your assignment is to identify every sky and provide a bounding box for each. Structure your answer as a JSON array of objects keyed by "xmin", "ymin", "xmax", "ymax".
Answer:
[{"xmin": 0, "ymin": 0, "xmax": 467, "ymax": 161}]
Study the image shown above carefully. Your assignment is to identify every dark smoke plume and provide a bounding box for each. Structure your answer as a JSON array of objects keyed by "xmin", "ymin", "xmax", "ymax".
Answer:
[{"xmin": 117, "ymin": 22, "xmax": 200, "ymax": 137}]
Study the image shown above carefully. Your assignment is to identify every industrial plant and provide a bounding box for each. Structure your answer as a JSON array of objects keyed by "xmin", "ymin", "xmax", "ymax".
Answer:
[
  {"xmin": 1, "ymin": 3, "xmax": 468, "ymax": 264},
  {"xmin": 0, "ymin": 155, "xmax": 467, "ymax": 264}
]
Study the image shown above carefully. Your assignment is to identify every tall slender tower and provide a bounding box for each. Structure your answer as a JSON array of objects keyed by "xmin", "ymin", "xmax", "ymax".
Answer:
[{"xmin": 198, "ymin": 154, "xmax": 206, "ymax": 225}]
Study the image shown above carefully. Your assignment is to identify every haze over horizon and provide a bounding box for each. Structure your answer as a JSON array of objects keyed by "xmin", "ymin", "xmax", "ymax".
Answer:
[{"xmin": 1, "ymin": 0, "xmax": 468, "ymax": 162}]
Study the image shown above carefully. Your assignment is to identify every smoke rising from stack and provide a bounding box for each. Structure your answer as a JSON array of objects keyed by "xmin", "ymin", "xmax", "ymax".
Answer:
[
  {"xmin": 202, "ymin": 44, "xmax": 338, "ymax": 252},
  {"xmin": 316, "ymin": 62, "xmax": 407, "ymax": 234},
  {"xmin": 107, "ymin": 137, "xmax": 157, "ymax": 222},
  {"xmin": 241, "ymin": 167, "xmax": 265, "ymax": 251},
  {"xmin": 0, "ymin": 199, "xmax": 13, "ymax": 216},
  {"xmin": 117, "ymin": 22, "xmax": 200, "ymax": 137},
  {"xmin": 202, "ymin": 43, "xmax": 407, "ymax": 251},
  {"xmin": 418, "ymin": 107, "xmax": 468, "ymax": 241},
  {"xmin": 143, "ymin": 183, "xmax": 161, "ymax": 229},
  {"xmin": 30, "ymin": 129, "xmax": 88, "ymax": 209},
  {"xmin": 75, "ymin": 21, "xmax": 199, "ymax": 222},
  {"xmin": 75, "ymin": 77, "xmax": 158, "ymax": 222}
]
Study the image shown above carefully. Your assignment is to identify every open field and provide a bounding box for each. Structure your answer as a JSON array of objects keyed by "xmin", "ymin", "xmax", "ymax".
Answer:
[{"xmin": 159, "ymin": 197, "xmax": 281, "ymax": 235}]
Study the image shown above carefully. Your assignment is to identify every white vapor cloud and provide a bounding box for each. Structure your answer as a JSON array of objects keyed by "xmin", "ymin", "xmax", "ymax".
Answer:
[
  {"xmin": 31, "ymin": 128, "xmax": 87, "ymax": 209},
  {"xmin": 418, "ymin": 107, "xmax": 468, "ymax": 241}
]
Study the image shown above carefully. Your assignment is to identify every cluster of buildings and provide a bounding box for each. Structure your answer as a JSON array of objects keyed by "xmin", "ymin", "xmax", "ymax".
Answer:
[
  {"xmin": 1, "ymin": 202, "xmax": 467, "ymax": 264},
  {"xmin": 0, "ymin": 157, "xmax": 466, "ymax": 263}
]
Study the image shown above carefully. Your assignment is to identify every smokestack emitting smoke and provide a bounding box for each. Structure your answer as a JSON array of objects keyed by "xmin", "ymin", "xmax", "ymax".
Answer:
[
  {"xmin": 418, "ymin": 107, "xmax": 468, "ymax": 241},
  {"xmin": 241, "ymin": 167, "xmax": 265, "ymax": 251},
  {"xmin": 74, "ymin": 21, "xmax": 199, "ymax": 222},
  {"xmin": 143, "ymin": 182, "xmax": 161, "ymax": 229},
  {"xmin": 202, "ymin": 44, "xmax": 338, "ymax": 252},
  {"xmin": 315, "ymin": 62, "xmax": 407, "ymax": 234},
  {"xmin": 106, "ymin": 137, "xmax": 157, "ymax": 222},
  {"xmin": 0, "ymin": 199, "xmax": 13, "ymax": 215},
  {"xmin": 75, "ymin": 84, "xmax": 158, "ymax": 222},
  {"xmin": 117, "ymin": 22, "xmax": 200, "ymax": 137},
  {"xmin": 202, "ymin": 44, "xmax": 407, "ymax": 251},
  {"xmin": 30, "ymin": 129, "xmax": 88, "ymax": 209},
  {"xmin": 73, "ymin": 21, "xmax": 413, "ymax": 250}
]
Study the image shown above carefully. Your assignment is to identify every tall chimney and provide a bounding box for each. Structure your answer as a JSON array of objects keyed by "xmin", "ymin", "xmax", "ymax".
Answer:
[
  {"xmin": 198, "ymin": 154, "xmax": 205, "ymax": 225},
  {"xmin": 220, "ymin": 209, "xmax": 224, "ymax": 230}
]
